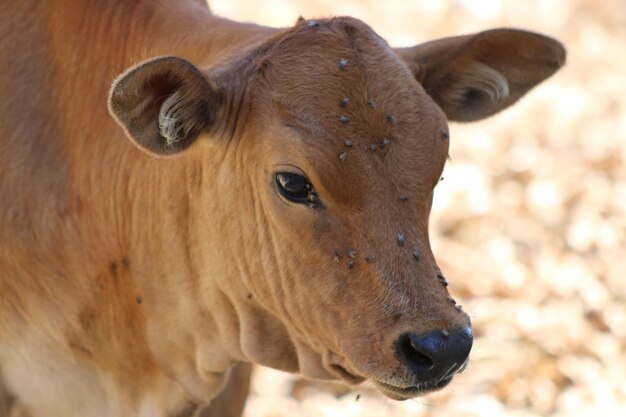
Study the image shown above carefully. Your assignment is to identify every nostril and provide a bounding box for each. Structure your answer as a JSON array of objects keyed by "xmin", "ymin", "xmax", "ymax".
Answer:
[
  {"xmin": 396, "ymin": 325, "xmax": 473, "ymax": 382},
  {"xmin": 398, "ymin": 334, "xmax": 434, "ymax": 370}
]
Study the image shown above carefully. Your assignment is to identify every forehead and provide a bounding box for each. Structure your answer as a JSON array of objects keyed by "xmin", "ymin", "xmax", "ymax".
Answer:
[{"xmin": 253, "ymin": 18, "xmax": 449, "ymax": 203}]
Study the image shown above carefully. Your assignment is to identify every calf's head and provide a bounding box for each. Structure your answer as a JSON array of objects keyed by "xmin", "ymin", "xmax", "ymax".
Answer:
[{"xmin": 109, "ymin": 18, "xmax": 564, "ymax": 399}]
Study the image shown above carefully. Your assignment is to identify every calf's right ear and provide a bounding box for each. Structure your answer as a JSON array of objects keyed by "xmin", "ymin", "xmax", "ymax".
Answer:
[{"xmin": 108, "ymin": 56, "xmax": 223, "ymax": 156}]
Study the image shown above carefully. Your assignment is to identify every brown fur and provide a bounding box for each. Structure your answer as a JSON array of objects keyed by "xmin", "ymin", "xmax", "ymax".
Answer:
[{"xmin": 0, "ymin": 1, "xmax": 565, "ymax": 416}]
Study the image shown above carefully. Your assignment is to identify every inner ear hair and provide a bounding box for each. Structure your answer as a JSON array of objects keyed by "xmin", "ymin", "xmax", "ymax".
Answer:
[
  {"xmin": 158, "ymin": 90, "xmax": 209, "ymax": 148},
  {"xmin": 442, "ymin": 62, "xmax": 510, "ymax": 109}
]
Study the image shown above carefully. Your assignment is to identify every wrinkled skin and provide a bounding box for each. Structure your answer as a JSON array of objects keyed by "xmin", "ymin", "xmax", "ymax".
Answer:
[{"xmin": 0, "ymin": 0, "xmax": 565, "ymax": 416}]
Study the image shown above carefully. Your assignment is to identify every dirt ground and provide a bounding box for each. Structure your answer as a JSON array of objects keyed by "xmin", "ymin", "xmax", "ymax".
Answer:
[{"xmin": 209, "ymin": 1, "xmax": 626, "ymax": 416}]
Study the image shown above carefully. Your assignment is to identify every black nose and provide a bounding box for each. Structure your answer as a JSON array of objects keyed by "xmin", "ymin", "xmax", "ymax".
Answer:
[{"xmin": 396, "ymin": 324, "xmax": 473, "ymax": 383}]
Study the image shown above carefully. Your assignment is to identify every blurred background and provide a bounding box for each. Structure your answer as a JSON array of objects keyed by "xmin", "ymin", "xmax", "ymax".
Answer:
[{"xmin": 209, "ymin": 1, "xmax": 626, "ymax": 416}]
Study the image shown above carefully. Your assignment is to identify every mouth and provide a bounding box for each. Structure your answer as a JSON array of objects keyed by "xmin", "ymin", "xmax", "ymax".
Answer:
[
  {"xmin": 327, "ymin": 362, "xmax": 456, "ymax": 400},
  {"xmin": 374, "ymin": 376, "xmax": 454, "ymax": 400},
  {"xmin": 374, "ymin": 358, "xmax": 470, "ymax": 400}
]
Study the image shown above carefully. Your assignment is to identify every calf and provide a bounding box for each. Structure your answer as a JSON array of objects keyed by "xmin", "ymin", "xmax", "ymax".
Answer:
[{"xmin": 0, "ymin": 0, "xmax": 565, "ymax": 416}]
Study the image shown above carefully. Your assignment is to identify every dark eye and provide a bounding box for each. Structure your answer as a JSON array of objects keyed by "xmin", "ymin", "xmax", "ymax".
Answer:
[{"xmin": 275, "ymin": 172, "xmax": 319, "ymax": 207}]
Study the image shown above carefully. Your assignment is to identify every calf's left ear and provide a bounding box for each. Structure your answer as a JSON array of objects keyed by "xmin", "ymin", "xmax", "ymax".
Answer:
[
  {"xmin": 394, "ymin": 29, "xmax": 566, "ymax": 122},
  {"xmin": 108, "ymin": 56, "xmax": 223, "ymax": 156}
]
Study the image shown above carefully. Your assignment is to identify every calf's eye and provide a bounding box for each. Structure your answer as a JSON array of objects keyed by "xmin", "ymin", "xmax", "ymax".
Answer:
[{"xmin": 275, "ymin": 172, "xmax": 317, "ymax": 205}]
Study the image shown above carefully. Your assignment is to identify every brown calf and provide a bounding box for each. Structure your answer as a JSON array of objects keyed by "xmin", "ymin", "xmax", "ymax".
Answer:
[{"xmin": 0, "ymin": 0, "xmax": 565, "ymax": 416}]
